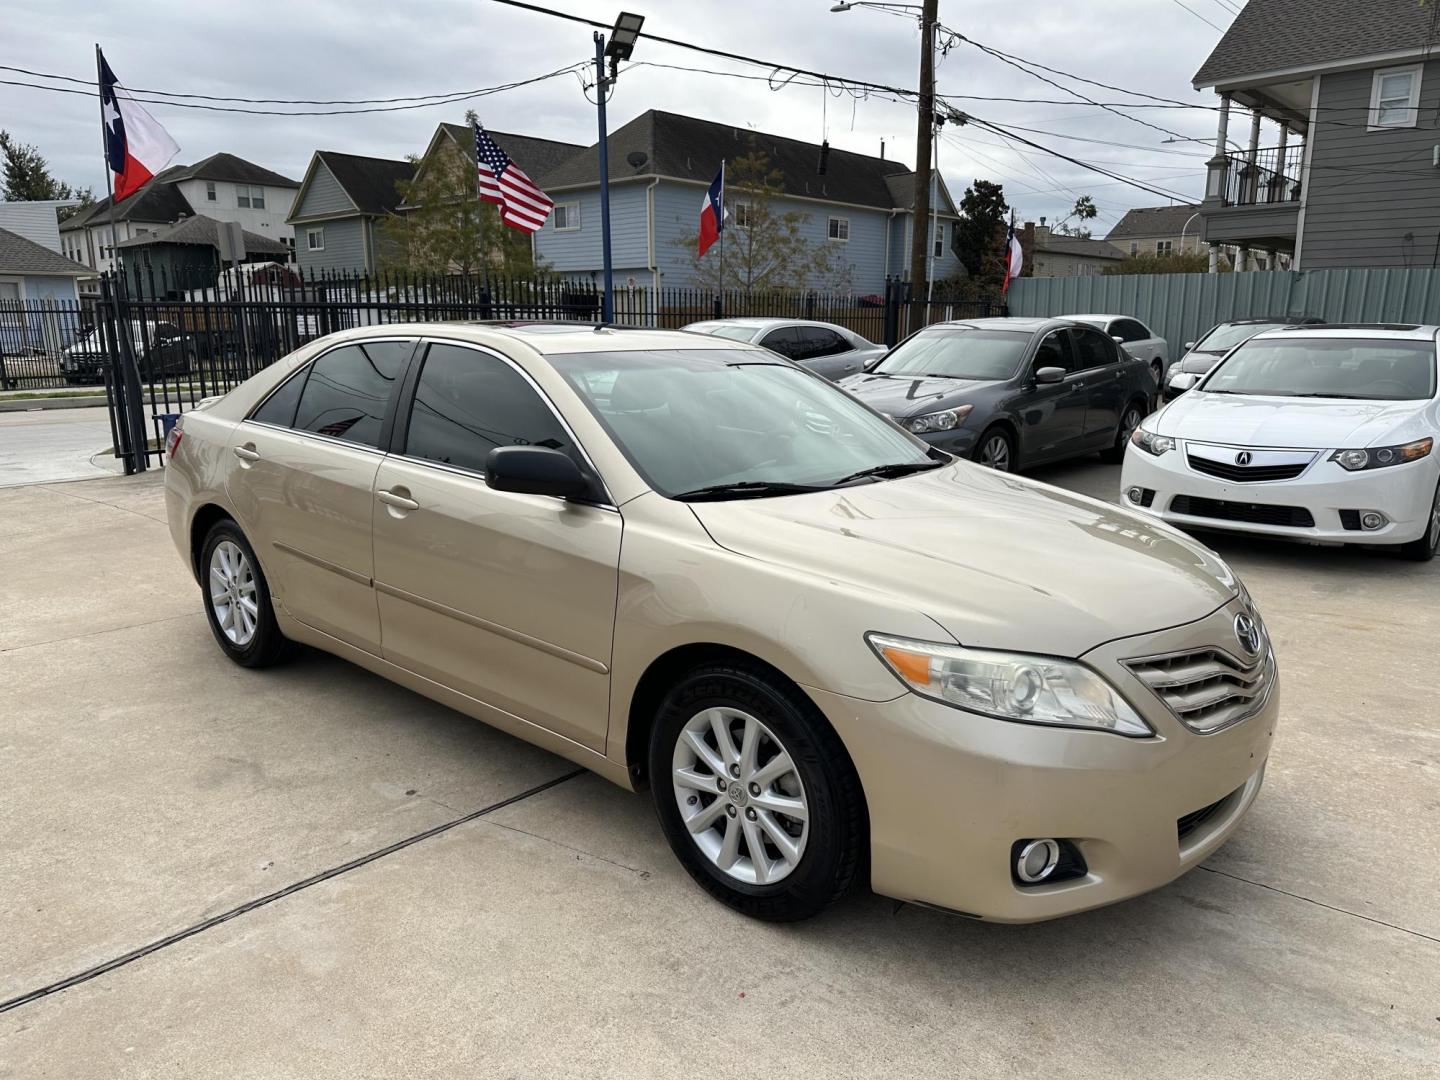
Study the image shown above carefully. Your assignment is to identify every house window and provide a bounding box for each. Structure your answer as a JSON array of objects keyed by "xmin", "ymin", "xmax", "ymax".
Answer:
[
  {"xmin": 933, "ymin": 222, "xmax": 945, "ymax": 259},
  {"xmin": 1129, "ymin": 242, "xmax": 1139, "ymax": 255},
  {"xmin": 733, "ymin": 201, "xmax": 754, "ymax": 229},
  {"xmin": 1370, "ymin": 65, "xmax": 1423, "ymax": 129},
  {"xmin": 1156, "ymin": 240, "xmax": 1173, "ymax": 255},
  {"xmin": 552, "ymin": 202, "xmax": 581, "ymax": 231},
  {"xmin": 306, "ymin": 228, "xmax": 325, "ymax": 251},
  {"xmin": 206, "ymin": 181, "xmax": 217, "ymax": 201},
  {"xmin": 827, "ymin": 216, "xmax": 849, "ymax": 242},
  {"xmin": 236, "ymin": 184, "xmax": 266, "ymax": 209}
]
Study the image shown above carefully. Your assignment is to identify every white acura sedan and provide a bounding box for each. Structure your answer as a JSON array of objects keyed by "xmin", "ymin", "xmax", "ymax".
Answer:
[{"xmin": 1121, "ymin": 324, "xmax": 1440, "ymax": 561}]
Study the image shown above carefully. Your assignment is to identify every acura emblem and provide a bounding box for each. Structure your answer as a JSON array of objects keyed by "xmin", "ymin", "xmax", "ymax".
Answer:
[
  {"xmin": 1234, "ymin": 612, "xmax": 1263, "ymax": 656},
  {"xmin": 1235, "ymin": 450, "xmax": 1253, "ymax": 466}
]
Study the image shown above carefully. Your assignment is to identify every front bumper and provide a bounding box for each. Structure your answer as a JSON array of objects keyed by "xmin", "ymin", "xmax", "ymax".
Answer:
[
  {"xmin": 808, "ymin": 597, "xmax": 1277, "ymax": 922},
  {"xmin": 1120, "ymin": 441, "xmax": 1440, "ymax": 544},
  {"xmin": 912, "ymin": 426, "xmax": 979, "ymax": 457}
]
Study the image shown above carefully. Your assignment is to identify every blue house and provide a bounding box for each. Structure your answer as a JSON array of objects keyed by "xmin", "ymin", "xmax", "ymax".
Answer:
[{"xmin": 532, "ymin": 110, "xmax": 962, "ymax": 295}]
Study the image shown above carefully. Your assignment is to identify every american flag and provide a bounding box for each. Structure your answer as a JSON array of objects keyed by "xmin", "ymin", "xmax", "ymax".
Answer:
[{"xmin": 474, "ymin": 123, "xmax": 554, "ymax": 234}]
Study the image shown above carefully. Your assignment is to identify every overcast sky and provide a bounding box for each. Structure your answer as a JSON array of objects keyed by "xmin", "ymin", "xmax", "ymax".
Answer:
[{"xmin": 1, "ymin": 0, "xmax": 1248, "ymax": 234}]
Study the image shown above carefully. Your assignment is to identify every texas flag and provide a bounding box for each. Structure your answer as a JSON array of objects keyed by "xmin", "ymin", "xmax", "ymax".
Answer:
[
  {"xmin": 697, "ymin": 166, "xmax": 724, "ymax": 257},
  {"xmin": 99, "ymin": 53, "xmax": 180, "ymax": 203},
  {"xmin": 1001, "ymin": 222, "xmax": 1024, "ymax": 295}
]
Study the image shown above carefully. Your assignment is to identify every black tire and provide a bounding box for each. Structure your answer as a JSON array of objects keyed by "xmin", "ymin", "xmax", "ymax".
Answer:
[
  {"xmin": 1102, "ymin": 400, "xmax": 1146, "ymax": 464},
  {"xmin": 1150, "ymin": 359, "xmax": 1163, "ymax": 387},
  {"xmin": 1397, "ymin": 482, "xmax": 1440, "ymax": 562},
  {"xmin": 648, "ymin": 660, "xmax": 865, "ymax": 922},
  {"xmin": 973, "ymin": 425, "xmax": 1016, "ymax": 472},
  {"xmin": 199, "ymin": 519, "xmax": 292, "ymax": 667}
]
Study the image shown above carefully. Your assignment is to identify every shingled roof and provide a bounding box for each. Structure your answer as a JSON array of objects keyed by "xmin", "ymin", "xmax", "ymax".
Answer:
[
  {"xmin": 314, "ymin": 151, "xmax": 414, "ymax": 215},
  {"xmin": 439, "ymin": 123, "xmax": 585, "ymax": 184},
  {"xmin": 116, "ymin": 214, "xmax": 289, "ymax": 254},
  {"xmin": 1105, "ymin": 203, "xmax": 1203, "ymax": 241},
  {"xmin": 59, "ymin": 182, "xmax": 193, "ymax": 230},
  {"xmin": 164, "ymin": 152, "xmax": 299, "ymax": 188},
  {"xmin": 0, "ymin": 226, "xmax": 91, "ymax": 275},
  {"xmin": 1035, "ymin": 234, "xmax": 1127, "ymax": 261},
  {"xmin": 542, "ymin": 110, "xmax": 934, "ymax": 211},
  {"xmin": 1194, "ymin": 0, "xmax": 1438, "ymax": 87}
]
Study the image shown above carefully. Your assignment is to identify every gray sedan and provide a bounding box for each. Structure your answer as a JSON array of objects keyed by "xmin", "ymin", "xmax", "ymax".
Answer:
[
  {"xmin": 683, "ymin": 318, "xmax": 886, "ymax": 381},
  {"xmin": 839, "ymin": 317, "xmax": 1154, "ymax": 472}
]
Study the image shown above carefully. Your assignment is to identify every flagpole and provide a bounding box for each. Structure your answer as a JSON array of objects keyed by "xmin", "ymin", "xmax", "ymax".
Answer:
[
  {"xmin": 95, "ymin": 45, "xmax": 119, "ymax": 280},
  {"xmin": 717, "ymin": 158, "xmax": 725, "ymax": 317}
]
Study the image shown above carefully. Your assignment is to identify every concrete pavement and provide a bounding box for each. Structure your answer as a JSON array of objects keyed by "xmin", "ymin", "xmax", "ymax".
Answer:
[
  {"xmin": 1, "ymin": 467, "xmax": 1437, "ymax": 1078},
  {"xmin": 0, "ymin": 407, "xmax": 121, "ymax": 487}
]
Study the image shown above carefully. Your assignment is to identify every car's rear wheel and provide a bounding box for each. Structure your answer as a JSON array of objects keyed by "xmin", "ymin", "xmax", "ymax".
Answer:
[
  {"xmin": 1398, "ymin": 481, "xmax": 1440, "ymax": 562},
  {"xmin": 974, "ymin": 426, "xmax": 1015, "ymax": 472},
  {"xmin": 1102, "ymin": 401, "xmax": 1146, "ymax": 464},
  {"xmin": 200, "ymin": 520, "xmax": 292, "ymax": 667},
  {"xmin": 1150, "ymin": 359, "xmax": 1163, "ymax": 386},
  {"xmin": 648, "ymin": 661, "xmax": 864, "ymax": 921}
]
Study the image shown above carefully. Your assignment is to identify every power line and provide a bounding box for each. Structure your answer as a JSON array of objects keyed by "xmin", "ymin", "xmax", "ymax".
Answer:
[{"xmin": 1168, "ymin": 0, "xmax": 1226, "ymax": 32}]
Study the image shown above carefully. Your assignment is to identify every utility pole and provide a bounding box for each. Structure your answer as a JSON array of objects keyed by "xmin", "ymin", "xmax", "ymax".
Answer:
[
  {"xmin": 594, "ymin": 32, "xmax": 614, "ymax": 322},
  {"xmin": 907, "ymin": 0, "xmax": 938, "ymax": 301}
]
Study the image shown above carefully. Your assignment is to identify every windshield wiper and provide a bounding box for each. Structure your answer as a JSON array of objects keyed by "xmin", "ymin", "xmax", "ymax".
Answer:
[
  {"xmin": 1287, "ymin": 392, "xmax": 1376, "ymax": 400},
  {"xmin": 672, "ymin": 481, "xmax": 827, "ymax": 502},
  {"xmin": 829, "ymin": 460, "xmax": 946, "ymax": 486}
]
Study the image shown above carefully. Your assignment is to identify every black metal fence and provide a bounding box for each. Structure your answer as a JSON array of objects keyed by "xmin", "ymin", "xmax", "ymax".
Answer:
[
  {"xmin": 0, "ymin": 297, "xmax": 96, "ymax": 389},
  {"xmin": 88, "ymin": 265, "xmax": 999, "ymax": 474},
  {"xmin": 1222, "ymin": 144, "xmax": 1304, "ymax": 207}
]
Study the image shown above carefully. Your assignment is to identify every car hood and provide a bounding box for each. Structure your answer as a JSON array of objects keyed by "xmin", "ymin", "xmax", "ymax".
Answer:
[
  {"xmin": 1179, "ymin": 351, "xmax": 1223, "ymax": 374},
  {"xmin": 838, "ymin": 372, "xmax": 1004, "ymax": 418},
  {"xmin": 688, "ymin": 461, "xmax": 1236, "ymax": 657},
  {"xmin": 1154, "ymin": 392, "xmax": 1425, "ymax": 447}
]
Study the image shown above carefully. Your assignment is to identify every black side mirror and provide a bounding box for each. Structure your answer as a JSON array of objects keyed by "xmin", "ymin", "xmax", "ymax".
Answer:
[
  {"xmin": 1034, "ymin": 366, "xmax": 1066, "ymax": 384},
  {"xmin": 485, "ymin": 446, "xmax": 589, "ymax": 499}
]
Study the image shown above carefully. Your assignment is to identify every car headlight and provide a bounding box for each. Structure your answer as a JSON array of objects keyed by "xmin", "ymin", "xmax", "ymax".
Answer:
[
  {"xmin": 905, "ymin": 404, "xmax": 974, "ymax": 434},
  {"xmin": 1129, "ymin": 427, "xmax": 1174, "ymax": 456},
  {"xmin": 868, "ymin": 633, "xmax": 1153, "ymax": 737},
  {"xmin": 1167, "ymin": 371, "xmax": 1198, "ymax": 390},
  {"xmin": 1330, "ymin": 438, "xmax": 1433, "ymax": 471}
]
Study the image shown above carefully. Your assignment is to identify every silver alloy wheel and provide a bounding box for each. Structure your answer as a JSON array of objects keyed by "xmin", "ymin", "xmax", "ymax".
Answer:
[
  {"xmin": 979, "ymin": 433, "xmax": 1012, "ymax": 472},
  {"xmin": 1120, "ymin": 405, "xmax": 1143, "ymax": 446},
  {"xmin": 208, "ymin": 540, "xmax": 259, "ymax": 647},
  {"xmin": 671, "ymin": 706, "xmax": 809, "ymax": 885},
  {"xmin": 1429, "ymin": 484, "xmax": 1440, "ymax": 552}
]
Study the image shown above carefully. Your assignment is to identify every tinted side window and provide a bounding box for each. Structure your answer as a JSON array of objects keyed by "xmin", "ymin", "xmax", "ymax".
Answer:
[
  {"xmin": 292, "ymin": 341, "xmax": 411, "ymax": 447},
  {"xmin": 1116, "ymin": 319, "xmax": 1148, "ymax": 343},
  {"xmin": 759, "ymin": 327, "xmax": 801, "ymax": 358},
  {"xmin": 1033, "ymin": 331, "xmax": 1073, "ymax": 374},
  {"xmin": 1070, "ymin": 328, "xmax": 1117, "ymax": 371},
  {"xmin": 404, "ymin": 343, "xmax": 575, "ymax": 474},
  {"xmin": 252, "ymin": 368, "xmax": 307, "ymax": 427},
  {"xmin": 801, "ymin": 327, "xmax": 850, "ymax": 359}
]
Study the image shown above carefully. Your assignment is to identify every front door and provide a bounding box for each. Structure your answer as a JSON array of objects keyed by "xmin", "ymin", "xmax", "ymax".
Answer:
[
  {"xmin": 230, "ymin": 338, "xmax": 414, "ymax": 654},
  {"xmin": 1017, "ymin": 329, "xmax": 1088, "ymax": 462},
  {"xmin": 1071, "ymin": 326, "xmax": 1126, "ymax": 444},
  {"xmin": 371, "ymin": 341, "xmax": 621, "ymax": 752}
]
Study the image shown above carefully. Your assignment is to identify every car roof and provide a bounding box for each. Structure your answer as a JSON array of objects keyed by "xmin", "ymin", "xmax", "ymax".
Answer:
[
  {"xmin": 1250, "ymin": 323, "xmax": 1440, "ymax": 342},
  {"xmin": 926, "ymin": 316, "xmax": 1082, "ymax": 333},
  {"xmin": 306, "ymin": 320, "xmax": 780, "ymax": 357},
  {"xmin": 1067, "ymin": 313, "xmax": 1142, "ymax": 323},
  {"xmin": 1215, "ymin": 315, "xmax": 1324, "ymax": 326},
  {"xmin": 685, "ymin": 317, "xmax": 855, "ymax": 332}
]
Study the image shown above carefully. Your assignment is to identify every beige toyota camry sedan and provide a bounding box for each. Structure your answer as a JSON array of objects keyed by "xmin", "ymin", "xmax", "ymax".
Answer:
[{"xmin": 165, "ymin": 323, "xmax": 1278, "ymax": 923}]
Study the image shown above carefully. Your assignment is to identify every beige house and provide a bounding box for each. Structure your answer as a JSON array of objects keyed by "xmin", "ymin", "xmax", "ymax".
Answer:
[
  {"xmin": 1022, "ymin": 222, "xmax": 1127, "ymax": 277},
  {"xmin": 1106, "ymin": 204, "xmax": 1287, "ymax": 270}
]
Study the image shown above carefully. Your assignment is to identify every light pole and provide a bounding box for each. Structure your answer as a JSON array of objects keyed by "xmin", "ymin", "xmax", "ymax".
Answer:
[
  {"xmin": 1179, "ymin": 211, "xmax": 1200, "ymax": 254},
  {"xmin": 594, "ymin": 11, "xmax": 645, "ymax": 323},
  {"xmin": 832, "ymin": 0, "xmax": 937, "ymax": 302}
]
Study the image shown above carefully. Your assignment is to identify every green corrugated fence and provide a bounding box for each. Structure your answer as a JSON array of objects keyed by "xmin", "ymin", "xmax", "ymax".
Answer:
[{"xmin": 1007, "ymin": 269, "xmax": 1440, "ymax": 359}]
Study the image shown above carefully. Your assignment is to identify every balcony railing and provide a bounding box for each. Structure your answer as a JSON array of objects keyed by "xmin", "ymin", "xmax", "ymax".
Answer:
[{"xmin": 1220, "ymin": 144, "xmax": 1304, "ymax": 207}]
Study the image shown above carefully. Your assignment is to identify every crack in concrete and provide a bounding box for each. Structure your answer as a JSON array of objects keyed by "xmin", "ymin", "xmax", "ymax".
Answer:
[
  {"xmin": 0, "ymin": 612, "xmax": 202, "ymax": 655},
  {"xmin": 484, "ymin": 818, "xmax": 653, "ymax": 879},
  {"xmin": 35, "ymin": 482, "xmax": 169, "ymax": 524}
]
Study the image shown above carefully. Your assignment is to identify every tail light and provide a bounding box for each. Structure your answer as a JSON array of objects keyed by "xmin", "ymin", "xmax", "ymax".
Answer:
[{"xmin": 164, "ymin": 418, "xmax": 184, "ymax": 460}]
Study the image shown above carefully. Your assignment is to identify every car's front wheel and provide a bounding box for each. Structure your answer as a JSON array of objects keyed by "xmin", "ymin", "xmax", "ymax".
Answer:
[
  {"xmin": 648, "ymin": 661, "xmax": 865, "ymax": 921},
  {"xmin": 974, "ymin": 426, "xmax": 1015, "ymax": 472},
  {"xmin": 1102, "ymin": 401, "xmax": 1146, "ymax": 464},
  {"xmin": 200, "ymin": 519, "xmax": 292, "ymax": 667},
  {"xmin": 1398, "ymin": 481, "xmax": 1440, "ymax": 562}
]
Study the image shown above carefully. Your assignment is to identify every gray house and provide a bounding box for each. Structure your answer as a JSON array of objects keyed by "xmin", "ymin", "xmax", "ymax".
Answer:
[
  {"xmin": 1195, "ymin": 0, "xmax": 1440, "ymax": 271},
  {"xmin": 533, "ymin": 110, "xmax": 963, "ymax": 294},
  {"xmin": 116, "ymin": 214, "xmax": 290, "ymax": 297},
  {"xmin": 287, "ymin": 151, "xmax": 416, "ymax": 274}
]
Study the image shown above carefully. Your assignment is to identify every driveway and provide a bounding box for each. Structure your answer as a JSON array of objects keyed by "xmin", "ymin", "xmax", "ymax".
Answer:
[
  {"xmin": 1, "ymin": 465, "xmax": 1437, "ymax": 1079},
  {"xmin": 0, "ymin": 407, "xmax": 122, "ymax": 487}
]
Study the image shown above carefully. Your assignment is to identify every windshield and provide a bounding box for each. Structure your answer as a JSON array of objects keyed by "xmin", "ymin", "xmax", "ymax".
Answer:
[
  {"xmin": 1203, "ymin": 337, "xmax": 1437, "ymax": 400},
  {"xmin": 870, "ymin": 327, "xmax": 1029, "ymax": 380},
  {"xmin": 551, "ymin": 350, "xmax": 935, "ymax": 497},
  {"xmin": 686, "ymin": 323, "xmax": 760, "ymax": 343},
  {"xmin": 1193, "ymin": 321, "xmax": 1291, "ymax": 354}
]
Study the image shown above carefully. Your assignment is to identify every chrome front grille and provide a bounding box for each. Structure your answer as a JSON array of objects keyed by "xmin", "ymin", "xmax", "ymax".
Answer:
[{"xmin": 1124, "ymin": 645, "xmax": 1274, "ymax": 734}]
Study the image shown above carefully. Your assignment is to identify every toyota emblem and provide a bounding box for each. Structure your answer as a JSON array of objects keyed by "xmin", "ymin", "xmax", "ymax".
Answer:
[
  {"xmin": 1234, "ymin": 612, "xmax": 1263, "ymax": 656},
  {"xmin": 1235, "ymin": 450, "xmax": 1253, "ymax": 466}
]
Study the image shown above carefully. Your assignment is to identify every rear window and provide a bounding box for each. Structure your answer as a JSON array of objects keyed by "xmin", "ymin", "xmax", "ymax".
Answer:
[
  {"xmin": 290, "ymin": 341, "xmax": 411, "ymax": 446},
  {"xmin": 1205, "ymin": 337, "xmax": 1437, "ymax": 400},
  {"xmin": 687, "ymin": 323, "xmax": 759, "ymax": 343}
]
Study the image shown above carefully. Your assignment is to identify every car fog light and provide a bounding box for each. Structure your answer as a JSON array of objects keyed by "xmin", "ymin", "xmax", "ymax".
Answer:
[
  {"xmin": 1361, "ymin": 512, "xmax": 1386, "ymax": 530},
  {"xmin": 1015, "ymin": 839, "xmax": 1060, "ymax": 883},
  {"xmin": 1127, "ymin": 486, "xmax": 1143, "ymax": 502}
]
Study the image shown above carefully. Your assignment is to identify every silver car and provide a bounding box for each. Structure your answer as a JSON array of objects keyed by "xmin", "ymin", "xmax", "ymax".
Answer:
[
  {"xmin": 1068, "ymin": 314, "xmax": 1169, "ymax": 388},
  {"xmin": 684, "ymin": 318, "xmax": 887, "ymax": 381}
]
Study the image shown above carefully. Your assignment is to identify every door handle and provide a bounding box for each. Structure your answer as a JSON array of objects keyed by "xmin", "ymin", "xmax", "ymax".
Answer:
[
  {"xmin": 233, "ymin": 445, "xmax": 260, "ymax": 463},
  {"xmin": 377, "ymin": 488, "xmax": 419, "ymax": 511}
]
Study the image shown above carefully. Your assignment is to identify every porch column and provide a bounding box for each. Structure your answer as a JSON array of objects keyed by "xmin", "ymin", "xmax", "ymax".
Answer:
[
  {"xmin": 1208, "ymin": 242, "xmax": 1220, "ymax": 274},
  {"xmin": 1237, "ymin": 244, "xmax": 1251, "ymax": 272},
  {"xmin": 1244, "ymin": 110, "xmax": 1262, "ymax": 203},
  {"xmin": 1214, "ymin": 94, "xmax": 1232, "ymax": 157},
  {"xmin": 1204, "ymin": 94, "xmax": 1233, "ymax": 206}
]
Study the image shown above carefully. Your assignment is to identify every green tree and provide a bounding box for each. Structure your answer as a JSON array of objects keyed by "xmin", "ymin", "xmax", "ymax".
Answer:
[
  {"xmin": 953, "ymin": 179, "xmax": 1009, "ymax": 288},
  {"xmin": 0, "ymin": 131, "xmax": 95, "ymax": 217},
  {"xmin": 675, "ymin": 144, "xmax": 851, "ymax": 292},
  {"xmin": 379, "ymin": 113, "xmax": 539, "ymax": 276},
  {"xmin": 1053, "ymin": 194, "xmax": 1098, "ymax": 238}
]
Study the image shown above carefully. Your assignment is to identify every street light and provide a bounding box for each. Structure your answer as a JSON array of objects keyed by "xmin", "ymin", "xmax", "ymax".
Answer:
[
  {"xmin": 594, "ymin": 11, "xmax": 645, "ymax": 322},
  {"xmin": 832, "ymin": 0, "xmax": 937, "ymax": 303},
  {"xmin": 606, "ymin": 11, "xmax": 645, "ymax": 62}
]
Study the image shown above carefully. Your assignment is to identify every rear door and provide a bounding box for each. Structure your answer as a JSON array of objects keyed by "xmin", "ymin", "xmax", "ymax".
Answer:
[
  {"xmin": 229, "ymin": 338, "xmax": 415, "ymax": 654},
  {"xmin": 1017, "ymin": 329, "xmax": 1088, "ymax": 461},
  {"xmin": 370, "ymin": 340, "xmax": 621, "ymax": 752},
  {"xmin": 1071, "ymin": 326, "xmax": 1127, "ymax": 443},
  {"xmin": 792, "ymin": 325, "xmax": 863, "ymax": 381}
]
